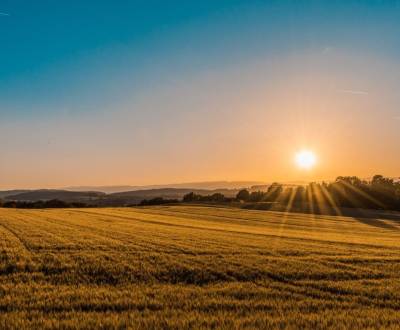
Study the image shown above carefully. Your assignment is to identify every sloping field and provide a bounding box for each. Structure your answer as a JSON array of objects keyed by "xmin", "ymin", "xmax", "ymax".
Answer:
[{"xmin": 1, "ymin": 205, "xmax": 400, "ymax": 329}]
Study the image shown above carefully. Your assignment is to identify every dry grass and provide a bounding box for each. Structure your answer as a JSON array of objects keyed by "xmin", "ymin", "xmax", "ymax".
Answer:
[{"xmin": 1, "ymin": 205, "xmax": 400, "ymax": 329}]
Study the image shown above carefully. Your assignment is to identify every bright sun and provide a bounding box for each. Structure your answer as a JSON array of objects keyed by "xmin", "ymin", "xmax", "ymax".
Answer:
[{"xmin": 295, "ymin": 150, "xmax": 317, "ymax": 170}]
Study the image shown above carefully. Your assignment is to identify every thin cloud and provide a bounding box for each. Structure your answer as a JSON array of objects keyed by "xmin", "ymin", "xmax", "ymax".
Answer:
[
  {"xmin": 337, "ymin": 89, "xmax": 369, "ymax": 95},
  {"xmin": 322, "ymin": 46, "xmax": 334, "ymax": 54},
  {"xmin": 0, "ymin": 12, "xmax": 10, "ymax": 16}
]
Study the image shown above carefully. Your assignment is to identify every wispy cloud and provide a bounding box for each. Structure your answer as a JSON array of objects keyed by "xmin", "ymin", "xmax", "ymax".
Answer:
[
  {"xmin": 337, "ymin": 89, "xmax": 369, "ymax": 95},
  {"xmin": 322, "ymin": 46, "xmax": 334, "ymax": 54},
  {"xmin": 0, "ymin": 12, "xmax": 10, "ymax": 16}
]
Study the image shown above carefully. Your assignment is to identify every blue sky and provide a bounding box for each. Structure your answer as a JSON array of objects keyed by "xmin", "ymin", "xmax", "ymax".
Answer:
[
  {"xmin": 1, "ymin": 1, "xmax": 400, "ymax": 188},
  {"xmin": 2, "ymin": 1, "xmax": 399, "ymax": 117}
]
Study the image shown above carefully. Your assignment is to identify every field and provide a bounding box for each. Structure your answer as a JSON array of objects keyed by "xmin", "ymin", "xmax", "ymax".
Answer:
[{"xmin": 1, "ymin": 205, "xmax": 400, "ymax": 329}]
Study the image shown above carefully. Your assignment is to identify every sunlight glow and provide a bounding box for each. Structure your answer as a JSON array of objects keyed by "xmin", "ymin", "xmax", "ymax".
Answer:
[{"xmin": 295, "ymin": 150, "xmax": 317, "ymax": 170}]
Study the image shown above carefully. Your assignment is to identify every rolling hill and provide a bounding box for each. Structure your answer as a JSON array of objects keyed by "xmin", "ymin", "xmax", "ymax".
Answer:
[
  {"xmin": 64, "ymin": 181, "xmax": 263, "ymax": 193},
  {"xmin": 1, "ymin": 188, "xmax": 239, "ymax": 206},
  {"xmin": 3, "ymin": 189, "xmax": 105, "ymax": 202},
  {"xmin": 0, "ymin": 190, "xmax": 30, "ymax": 199}
]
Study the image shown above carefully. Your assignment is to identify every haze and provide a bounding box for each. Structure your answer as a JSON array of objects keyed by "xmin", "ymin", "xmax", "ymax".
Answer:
[{"xmin": 1, "ymin": 1, "xmax": 399, "ymax": 189}]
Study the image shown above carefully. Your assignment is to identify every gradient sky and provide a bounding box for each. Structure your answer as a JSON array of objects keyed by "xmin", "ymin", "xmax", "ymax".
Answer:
[{"xmin": 1, "ymin": 1, "xmax": 400, "ymax": 189}]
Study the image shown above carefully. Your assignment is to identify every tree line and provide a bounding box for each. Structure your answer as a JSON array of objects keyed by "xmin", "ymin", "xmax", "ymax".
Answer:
[
  {"xmin": 0, "ymin": 199, "xmax": 89, "ymax": 209},
  {"xmin": 183, "ymin": 175, "xmax": 400, "ymax": 211},
  {"xmin": 1, "ymin": 175, "xmax": 398, "ymax": 211}
]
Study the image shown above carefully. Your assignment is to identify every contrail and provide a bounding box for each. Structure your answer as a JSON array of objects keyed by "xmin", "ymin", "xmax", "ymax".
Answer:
[{"xmin": 337, "ymin": 89, "xmax": 369, "ymax": 95}]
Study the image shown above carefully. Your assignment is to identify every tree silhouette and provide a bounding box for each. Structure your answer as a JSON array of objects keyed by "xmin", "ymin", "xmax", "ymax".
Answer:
[{"xmin": 236, "ymin": 189, "xmax": 250, "ymax": 202}]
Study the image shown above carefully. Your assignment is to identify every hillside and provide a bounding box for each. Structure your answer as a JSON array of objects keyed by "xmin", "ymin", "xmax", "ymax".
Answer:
[
  {"xmin": 2, "ymin": 188, "xmax": 239, "ymax": 206},
  {"xmin": 65, "ymin": 181, "xmax": 263, "ymax": 193},
  {"xmin": 94, "ymin": 188, "xmax": 238, "ymax": 206},
  {"xmin": 109, "ymin": 187, "xmax": 237, "ymax": 198},
  {"xmin": 3, "ymin": 189, "xmax": 105, "ymax": 202},
  {"xmin": 0, "ymin": 190, "xmax": 30, "ymax": 199},
  {"xmin": 0, "ymin": 205, "xmax": 400, "ymax": 328}
]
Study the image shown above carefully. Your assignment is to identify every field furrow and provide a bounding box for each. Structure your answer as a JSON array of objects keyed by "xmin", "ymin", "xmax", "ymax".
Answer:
[{"xmin": 1, "ymin": 205, "xmax": 400, "ymax": 329}]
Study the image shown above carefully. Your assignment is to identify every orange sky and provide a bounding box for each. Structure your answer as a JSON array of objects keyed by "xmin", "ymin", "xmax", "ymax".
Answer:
[
  {"xmin": 1, "ymin": 50, "xmax": 399, "ymax": 189},
  {"xmin": 3, "ymin": 2, "xmax": 400, "ymax": 189}
]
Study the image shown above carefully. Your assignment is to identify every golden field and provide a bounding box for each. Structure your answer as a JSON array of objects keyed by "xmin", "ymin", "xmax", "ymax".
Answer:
[{"xmin": 1, "ymin": 205, "xmax": 400, "ymax": 329}]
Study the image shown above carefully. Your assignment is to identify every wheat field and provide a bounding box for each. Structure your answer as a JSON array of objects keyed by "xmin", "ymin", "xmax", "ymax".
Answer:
[{"xmin": 1, "ymin": 205, "xmax": 400, "ymax": 329}]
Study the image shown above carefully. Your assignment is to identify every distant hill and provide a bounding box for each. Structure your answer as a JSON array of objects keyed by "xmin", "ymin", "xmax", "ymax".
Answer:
[
  {"xmin": 4, "ymin": 189, "xmax": 105, "ymax": 202},
  {"xmin": 64, "ymin": 186, "xmax": 143, "ymax": 194},
  {"xmin": 65, "ymin": 181, "xmax": 263, "ymax": 193},
  {"xmin": 102, "ymin": 188, "xmax": 239, "ymax": 206},
  {"xmin": 109, "ymin": 188, "xmax": 237, "ymax": 198},
  {"xmin": 2, "ymin": 187, "xmax": 239, "ymax": 206},
  {"xmin": 0, "ymin": 190, "xmax": 30, "ymax": 199}
]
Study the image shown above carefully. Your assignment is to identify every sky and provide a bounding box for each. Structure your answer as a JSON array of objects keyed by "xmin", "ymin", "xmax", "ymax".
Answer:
[{"xmin": 1, "ymin": 0, "xmax": 399, "ymax": 189}]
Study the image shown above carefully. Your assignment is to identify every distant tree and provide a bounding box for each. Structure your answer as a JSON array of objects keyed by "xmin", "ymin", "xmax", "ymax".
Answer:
[
  {"xmin": 265, "ymin": 183, "xmax": 283, "ymax": 201},
  {"xmin": 45, "ymin": 199, "xmax": 69, "ymax": 208},
  {"xmin": 210, "ymin": 193, "xmax": 225, "ymax": 202},
  {"xmin": 369, "ymin": 175, "xmax": 397, "ymax": 209},
  {"xmin": 1, "ymin": 199, "xmax": 89, "ymax": 209},
  {"xmin": 248, "ymin": 191, "xmax": 266, "ymax": 202},
  {"xmin": 335, "ymin": 176, "xmax": 364, "ymax": 187},
  {"xmin": 182, "ymin": 192, "xmax": 229, "ymax": 203},
  {"xmin": 70, "ymin": 202, "xmax": 89, "ymax": 208},
  {"xmin": 279, "ymin": 187, "xmax": 294, "ymax": 205},
  {"xmin": 180, "ymin": 176, "xmax": 400, "ymax": 211},
  {"xmin": 3, "ymin": 201, "xmax": 17, "ymax": 208},
  {"xmin": 293, "ymin": 186, "xmax": 306, "ymax": 204},
  {"xmin": 183, "ymin": 192, "xmax": 201, "ymax": 203},
  {"xmin": 372, "ymin": 175, "xmax": 388, "ymax": 185},
  {"xmin": 139, "ymin": 197, "xmax": 178, "ymax": 206},
  {"xmin": 183, "ymin": 192, "xmax": 194, "ymax": 202},
  {"xmin": 236, "ymin": 189, "xmax": 250, "ymax": 202},
  {"xmin": 323, "ymin": 174, "xmax": 400, "ymax": 210}
]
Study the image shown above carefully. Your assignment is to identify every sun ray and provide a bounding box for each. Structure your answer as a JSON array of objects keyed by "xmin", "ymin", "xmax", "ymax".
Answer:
[
  {"xmin": 320, "ymin": 184, "xmax": 343, "ymax": 217},
  {"xmin": 270, "ymin": 187, "xmax": 297, "ymax": 253},
  {"xmin": 306, "ymin": 184, "xmax": 318, "ymax": 233},
  {"xmin": 339, "ymin": 180, "xmax": 386, "ymax": 209}
]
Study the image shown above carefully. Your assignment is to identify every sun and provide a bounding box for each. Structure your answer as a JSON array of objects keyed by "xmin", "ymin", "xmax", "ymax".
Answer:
[{"xmin": 295, "ymin": 150, "xmax": 317, "ymax": 170}]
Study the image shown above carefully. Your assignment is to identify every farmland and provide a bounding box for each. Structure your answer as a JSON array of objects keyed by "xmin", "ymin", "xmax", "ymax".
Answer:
[{"xmin": 1, "ymin": 205, "xmax": 400, "ymax": 329}]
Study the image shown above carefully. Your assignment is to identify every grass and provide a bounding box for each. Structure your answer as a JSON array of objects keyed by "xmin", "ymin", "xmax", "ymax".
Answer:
[{"xmin": 1, "ymin": 205, "xmax": 400, "ymax": 329}]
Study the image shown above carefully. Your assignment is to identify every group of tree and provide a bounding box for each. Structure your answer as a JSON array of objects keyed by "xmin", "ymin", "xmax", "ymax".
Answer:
[
  {"xmin": 182, "ymin": 192, "xmax": 235, "ymax": 203},
  {"xmin": 0, "ymin": 199, "xmax": 89, "ymax": 209},
  {"xmin": 236, "ymin": 182, "xmax": 284, "ymax": 203},
  {"xmin": 138, "ymin": 197, "xmax": 179, "ymax": 206},
  {"xmin": 312, "ymin": 175, "xmax": 400, "ymax": 211},
  {"xmin": 183, "ymin": 175, "xmax": 400, "ymax": 211}
]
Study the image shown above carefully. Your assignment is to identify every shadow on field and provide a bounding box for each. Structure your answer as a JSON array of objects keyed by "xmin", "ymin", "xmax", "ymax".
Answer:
[
  {"xmin": 340, "ymin": 208, "xmax": 400, "ymax": 221},
  {"xmin": 247, "ymin": 202, "xmax": 400, "ymax": 231},
  {"xmin": 342, "ymin": 208, "xmax": 400, "ymax": 230},
  {"xmin": 353, "ymin": 217, "xmax": 399, "ymax": 231},
  {"xmin": 245, "ymin": 202, "xmax": 400, "ymax": 222}
]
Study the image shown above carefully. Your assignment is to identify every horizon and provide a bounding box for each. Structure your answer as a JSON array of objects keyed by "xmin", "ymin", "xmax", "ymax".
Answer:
[
  {"xmin": 1, "ymin": 175, "xmax": 399, "ymax": 192},
  {"xmin": 1, "ymin": 1, "xmax": 399, "ymax": 189}
]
